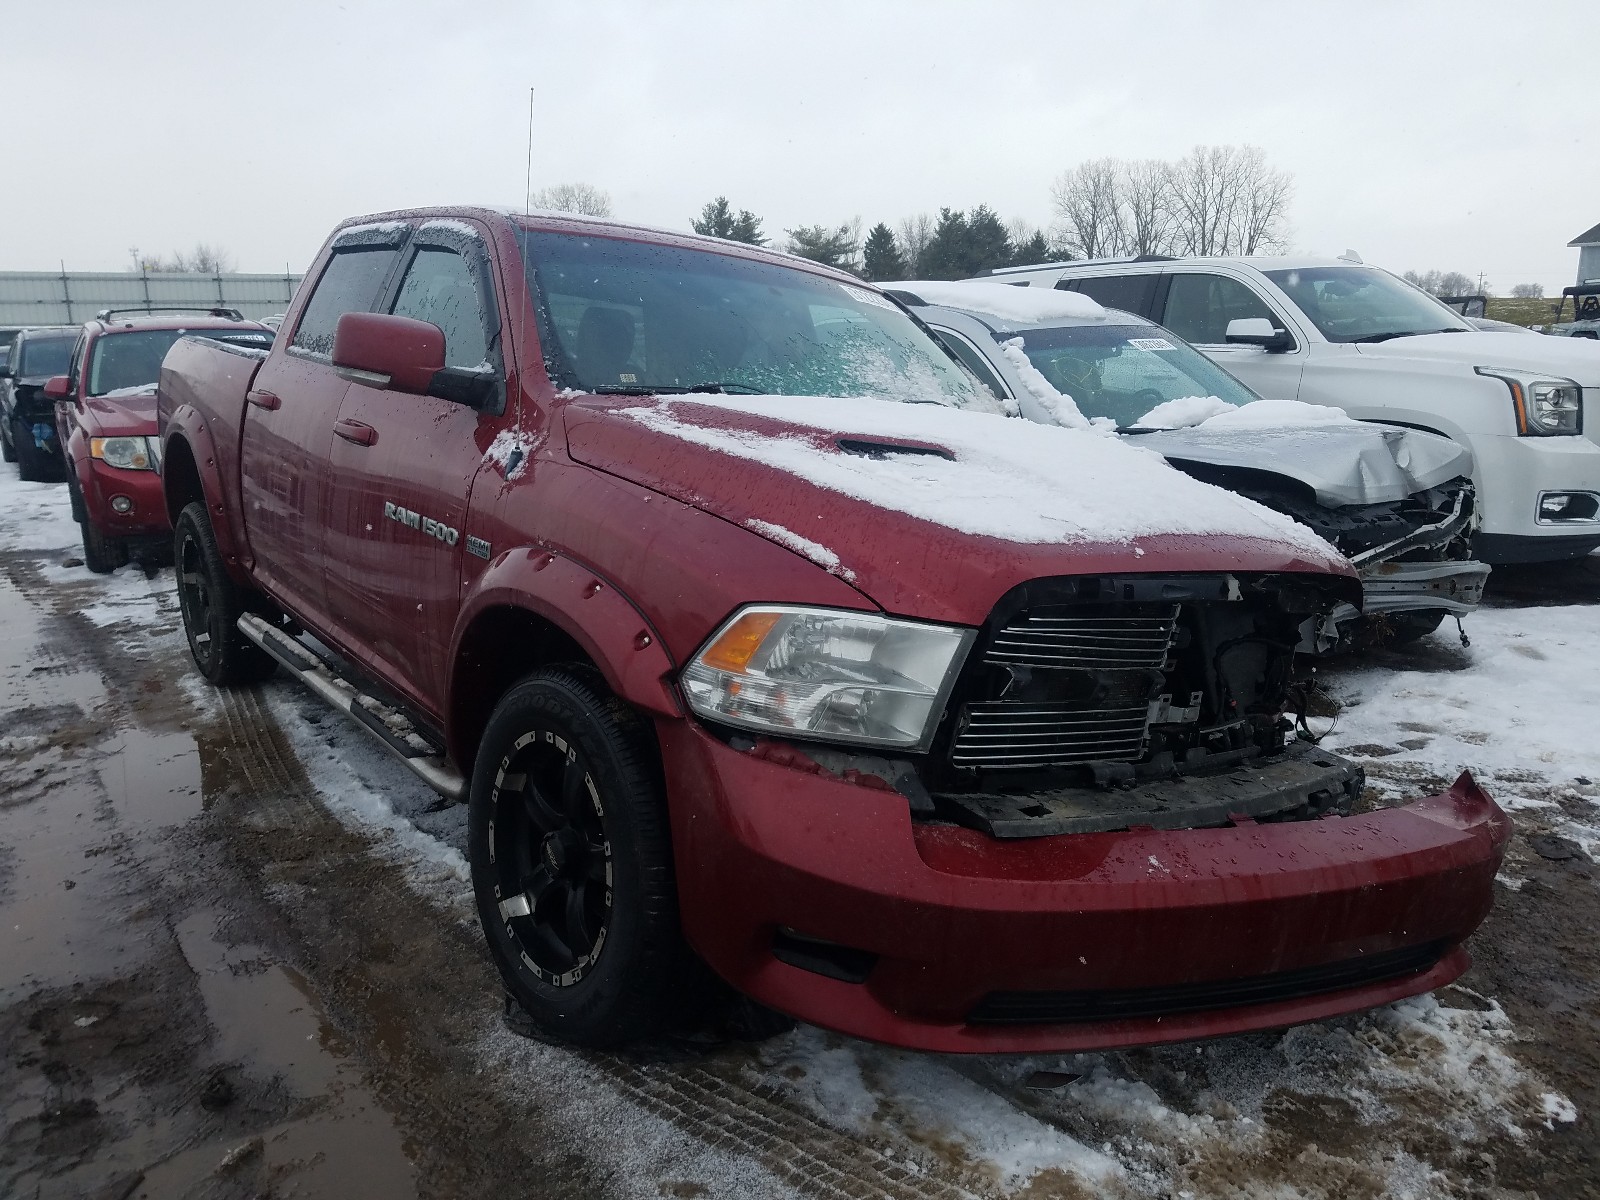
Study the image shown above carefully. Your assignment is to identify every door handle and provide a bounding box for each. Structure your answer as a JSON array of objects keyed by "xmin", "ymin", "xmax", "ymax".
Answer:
[
  {"xmin": 334, "ymin": 418, "xmax": 378, "ymax": 446},
  {"xmin": 246, "ymin": 389, "xmax": 281, "ymax": 410}
]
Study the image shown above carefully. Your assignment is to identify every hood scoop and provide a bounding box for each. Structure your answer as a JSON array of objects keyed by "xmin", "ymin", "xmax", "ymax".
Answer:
[{"xmin": 835, "ymin": 436, "xmax": 955, "ymax": 461}]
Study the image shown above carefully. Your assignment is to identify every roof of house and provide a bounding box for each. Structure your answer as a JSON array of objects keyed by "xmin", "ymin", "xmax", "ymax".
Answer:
[{"xmin": 1569, "ymin": 221, "xmax": 1600, "ymax": 247}]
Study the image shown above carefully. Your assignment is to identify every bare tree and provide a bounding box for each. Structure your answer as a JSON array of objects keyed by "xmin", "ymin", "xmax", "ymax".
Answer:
[
  {"xmin": 1120, "ymin": 159, "xmax": 1175, "ymax": 256},
  {"xmin": 1403, "ymin": 269, "xmax": 1479, "ymax": 296},
  {"xmin": 131, "ymin": 242, "xmax": 235, "ymax": 273},
  {"xmin": 1511, "ymin": 282, "xmax": 1545, "ymax": 299},
  {"xmin": 1166, "ymin": 145, "xmax": 1291, "ymax": 256},
  {"xmin": 896, "ymin": 213, "xmax": 934, "ymax": 273},
  {"xmin": 530, "ymin": 182, "xmax": 613, "ymax": 217},
  {"xmin": 1050, "ymin": 157, "xmax": 1127, "ymax": 259}
]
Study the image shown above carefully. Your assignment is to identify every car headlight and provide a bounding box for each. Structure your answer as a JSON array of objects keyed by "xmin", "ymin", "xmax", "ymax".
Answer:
[
  {"xmin": 1476, "ymin": 367, "xmax": 1582, "ymax": 436},
  {"xmin": 89, "ymin": 436, "xmax": 159, "ymax": 470},
  {"xmin": 681, "ymin": 605, "xmax": 973, "ymax": 751}
]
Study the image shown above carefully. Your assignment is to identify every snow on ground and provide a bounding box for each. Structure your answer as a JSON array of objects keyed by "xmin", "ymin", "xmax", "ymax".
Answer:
[
  {"xmin": 1321, "ymin": 605, "xmax": 1600, "ymax": 864},
  {"xmin": 0, "ymin": 465, "xmax": 1582, "ymax": 1198}
]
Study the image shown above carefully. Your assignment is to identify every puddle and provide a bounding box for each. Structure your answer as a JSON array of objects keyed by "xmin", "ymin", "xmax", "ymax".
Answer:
[
  {"xmin": 138, "ymin": 912, "xmax": 419, "ymax": 1198},
  {"xmin": 96, "ymin": 729, "xmax": 204, "ymax": 828}
]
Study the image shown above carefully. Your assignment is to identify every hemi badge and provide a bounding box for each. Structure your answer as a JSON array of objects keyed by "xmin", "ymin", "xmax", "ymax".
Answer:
[{"xmin": 466, "ymin": 535, "xmax": 492, "ymax": 560}]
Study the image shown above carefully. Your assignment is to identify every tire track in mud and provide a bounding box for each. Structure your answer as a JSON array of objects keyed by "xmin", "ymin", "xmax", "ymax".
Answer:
[{"xmin": 209, "ymin": 684, "xmax": 983, "ymax": 1200}]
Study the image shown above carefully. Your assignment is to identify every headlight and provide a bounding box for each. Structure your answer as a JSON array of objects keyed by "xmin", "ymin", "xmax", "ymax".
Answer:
[
  {"xmin": 1476, "ymin": 367, "xmax": 1582, "ymax": 436},
  {"xmin": 681, "ymin": 605, "xmax": 973, "ymax": 751},
  {"xmin": 89, "ymin": 436, "xmax": 159, "ymax": 470}
]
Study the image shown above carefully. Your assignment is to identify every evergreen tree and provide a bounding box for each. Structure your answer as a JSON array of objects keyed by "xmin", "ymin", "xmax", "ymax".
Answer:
[
  {"xmin": 964, "ymin": 205, "xmax": 1013, "ymax": 274},
  {"xmin": 786, "ymin": 223, "xmax": 860, "ymax": 273},
  {"xmin": 861, "ymin": 223, "xmax": 906, "ymax": 281},
  {"xmin": 1011, "ymin": 230, "xmax": 1051, "ymax": 266},
  {"xmin": 918, "ymin": 209, "xmax": 971, "ymax": 278},
  {"xmin": 693, "ymin": 197, "xmax": 767, "ymax": 245}
]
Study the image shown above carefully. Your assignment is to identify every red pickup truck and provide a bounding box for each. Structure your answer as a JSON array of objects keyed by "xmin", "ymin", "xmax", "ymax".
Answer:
[{"xmin": 158, "ymin": 207, "xmax": 1508, "ymax": 1052}]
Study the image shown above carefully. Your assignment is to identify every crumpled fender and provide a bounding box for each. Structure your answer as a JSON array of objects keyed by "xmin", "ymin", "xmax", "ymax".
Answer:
[
  {"xmin": 450, "ymin": 545, "xmax": 682, "ymax": 739},
  {"xmin": 161, "ymin": 404, "xmax": 249, "ymax": 583}
]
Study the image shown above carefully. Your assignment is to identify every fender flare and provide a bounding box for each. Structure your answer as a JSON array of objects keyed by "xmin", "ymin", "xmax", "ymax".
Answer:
[
  {"xmin": 449, "ymin": 545, "xmax": 682, "ymax": 739},
  {"xmin": 162, "ymin": 405, "xmax": 249, "ymax": 581}
]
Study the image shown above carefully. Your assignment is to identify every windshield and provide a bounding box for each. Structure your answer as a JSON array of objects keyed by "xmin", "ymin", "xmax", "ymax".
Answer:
[
  {"xmin": 519, "ymin": 230, "xmax": 989, "ymax": 409},
  {"xmin": 1263, "ymin": 265, "xmax": 1472, "ymax": 343},
  {"xmin": 88, "ymin": 328, "xmax": 273, "ymax": 396},
  {"xmin": 16, "ymin": 337, "xmax": 74, "ymax": 378},
  {"xmin": 1013, "ymin": 324, "xmax": 1260, "ymax": 428}
]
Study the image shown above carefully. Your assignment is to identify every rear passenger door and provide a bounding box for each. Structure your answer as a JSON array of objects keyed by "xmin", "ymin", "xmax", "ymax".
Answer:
[
  {"xmin": 322, "ymin": 221, "xmax": 511, "ymax": 713},
  {"xmin": 244, "ymin": 227, "xmax": 405, "ymax": 626},
  {"xmin": 1155, "ymin": 271, "xmax": 1305, "ymax": 401},
  {"xmin": 1057, "ymin": 273, "xmax": 1160, "ymax": 320}
]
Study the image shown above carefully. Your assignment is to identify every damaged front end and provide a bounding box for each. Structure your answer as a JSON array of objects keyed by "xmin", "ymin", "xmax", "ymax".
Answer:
[{"xmin": 920, "ymin": 570, "xmax": 1362, "ymax": 837}]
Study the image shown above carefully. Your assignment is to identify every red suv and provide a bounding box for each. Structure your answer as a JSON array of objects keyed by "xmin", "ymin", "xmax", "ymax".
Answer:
[{"xmin": 49, "ymin": 309, "xmax": 273, "ymax": 571}]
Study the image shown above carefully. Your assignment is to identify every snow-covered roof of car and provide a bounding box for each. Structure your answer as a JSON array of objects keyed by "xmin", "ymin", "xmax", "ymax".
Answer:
[{"xmin": 886, "ymin": 281, "xmax": 1145, "ymax": 332}]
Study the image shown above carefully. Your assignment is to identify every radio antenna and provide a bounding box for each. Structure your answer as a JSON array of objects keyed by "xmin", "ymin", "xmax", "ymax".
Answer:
[{"xmin": 524, "ymin": 87, "xmax": 535, "ymax": 214}]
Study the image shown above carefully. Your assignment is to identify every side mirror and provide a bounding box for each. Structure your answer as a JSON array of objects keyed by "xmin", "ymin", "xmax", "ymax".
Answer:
[
  {"xmin": 331, "ymin": 311, "xmax": 499, "ymax": 407},
  {"xmin": 1224, "ymin": 317, "xmax": 1293, "ymax": 352},
  {"xmin": 333, "ymin": 312, "xmax": 444, "ymax": 394},
  {"xmin": 43, "ymin": 375, "xmax": 73, "ymax": 399}
]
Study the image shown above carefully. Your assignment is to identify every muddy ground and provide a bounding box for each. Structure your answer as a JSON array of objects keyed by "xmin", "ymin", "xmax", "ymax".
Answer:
[{"xmin": 1, "ymin": 487, "xmax": 1596, "ymax": 1199}]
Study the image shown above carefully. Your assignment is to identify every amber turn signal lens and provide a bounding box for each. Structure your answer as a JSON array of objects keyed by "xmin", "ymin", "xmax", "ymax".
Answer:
[{"xmin": 699, "ymin": 611, "xmax": 781, "ymax": 673}]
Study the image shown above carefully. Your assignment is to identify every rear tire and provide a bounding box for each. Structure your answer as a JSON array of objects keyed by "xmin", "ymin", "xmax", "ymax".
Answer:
[
  {"xmin": 13, "ymin": 418, "xmax": 47, "ymax": 482},
  {"xmin": 469, "ymin": 667, "xmax": 693, "ymax": 1048},
  {"xmin": 174, "ymin": 501, "xmax": 277, "ymax": 685}
]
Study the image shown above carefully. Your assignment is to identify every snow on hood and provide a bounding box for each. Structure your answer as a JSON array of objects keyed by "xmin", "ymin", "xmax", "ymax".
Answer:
[
  {"xmin": 616, "ymin": 394, "xmax": 1341, "ymax": 559},
  {"xmin": 1131, "ymin": 419, "xmax": 1473, "ymax": 507},
  {"xmin": 1357, "ymin": 330, "xmax": 1600, "ymax": 384},
  {"xmin": 1197, "ymin": 398, "xmax": 1356, "ymax": 429},
  {"xmin": 892, "ymin": 280, "xmax": 1108, "ymax": 324},
  {"xmin": 1135, "ymin": 395, "xmax": 1238, "ymax": 429}
]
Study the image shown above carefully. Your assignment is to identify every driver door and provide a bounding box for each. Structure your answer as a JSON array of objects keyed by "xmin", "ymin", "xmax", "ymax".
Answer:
[{"xmin": 1157, "ymin": 272, "xmax": 1306, "ymax": 401}]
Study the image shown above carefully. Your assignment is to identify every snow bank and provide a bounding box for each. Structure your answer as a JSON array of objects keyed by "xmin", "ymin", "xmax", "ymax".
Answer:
[
  {"xmin": 1136, "ymin": 394, "xmax": 1237, "ymax": 428},
  {"xmin": 625, "ymin": 393, "xmax": 1342, "ymax": 560},
  {"xmin": 1199, "ymin": 397, "xmax": 1355, "ymax": 429},
  {"xmin": 891, "ymin": 278, "xmax": 1108, "ymax": 324}
]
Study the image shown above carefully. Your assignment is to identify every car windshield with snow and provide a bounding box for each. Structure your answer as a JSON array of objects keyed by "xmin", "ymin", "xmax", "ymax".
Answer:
[
  {"xmin": 526, "ymin": 230, "xmax": 989, "ymax": 407},
  {"xmin": 890, "ymin": 279, "xmax": 1490, "ymax": 645}
]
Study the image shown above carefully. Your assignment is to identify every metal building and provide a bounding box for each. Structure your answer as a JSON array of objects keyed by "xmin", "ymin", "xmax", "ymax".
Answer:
[{"xmin": 0, "ymin": 270, "xmax": 304, "ymax": 328}]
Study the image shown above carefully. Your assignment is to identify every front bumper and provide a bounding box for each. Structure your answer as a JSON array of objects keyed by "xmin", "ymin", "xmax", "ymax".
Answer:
[
  {"xmin": 81, "ymin": 458, "xmax": 170, "ymax": 537},
  {"xmin": 1360, "ymin": 558, "xmax": 1492, "ymax": 615},
  {"xmin": 663, "ymin": 722, "xmax": 1511, "ymax": 1053},
  {"xmin": 1470, "ymin": 432, "xmax": 1600, "ymax": 559}
]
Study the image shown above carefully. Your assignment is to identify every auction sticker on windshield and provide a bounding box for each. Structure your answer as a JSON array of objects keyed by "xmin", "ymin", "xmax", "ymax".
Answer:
[{"xmin": 1128, "ymin": 337, "xmax": 1176, "ymax": 351}]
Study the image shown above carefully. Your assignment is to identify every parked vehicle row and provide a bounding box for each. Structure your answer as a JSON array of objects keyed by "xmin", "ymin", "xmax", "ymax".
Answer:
[
  {"xmin": 985, "ymin": 254, "xmax": 1600, "ymax": 563},
  {"xmin": 150, "ymin": 207, "xmax": 1510, "ymax": 1056}
]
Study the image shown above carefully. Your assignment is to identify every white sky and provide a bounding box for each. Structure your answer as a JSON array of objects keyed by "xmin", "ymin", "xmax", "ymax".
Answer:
[{"xmin": 5, "ymin": 0, "xmax": 1596, "ymax": 292}]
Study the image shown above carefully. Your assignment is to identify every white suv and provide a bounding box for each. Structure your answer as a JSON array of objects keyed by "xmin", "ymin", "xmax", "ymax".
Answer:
[{"xmin": 986, "ymin": 256, "xmax": 1600, "ymax": 563}]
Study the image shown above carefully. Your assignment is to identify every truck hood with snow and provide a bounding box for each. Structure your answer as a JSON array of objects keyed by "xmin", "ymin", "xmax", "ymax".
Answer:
[
  {"xmin": 562, "ymin": 393, "xmax": 1356, "ymax": 625},
  {"xmin": 1356, "ymin": 330, "xmax": 1600, "ymax": 385},
  {"xmin": 1127, "ymin": 421, "xmax": 1473, "ymax": 508},
  {"xmin": 81, "ymin": 385, "xmax": 159, "ymax": 438}
]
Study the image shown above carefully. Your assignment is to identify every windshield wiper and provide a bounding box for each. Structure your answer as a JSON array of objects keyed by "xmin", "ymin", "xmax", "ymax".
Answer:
[
  {"xmin": 1349, "ymin": 328, "xmax": 1467, "ymax": 344},
  {"xmin": 587, "ymin": 382, "xmax": 768, "ymax": 395}
]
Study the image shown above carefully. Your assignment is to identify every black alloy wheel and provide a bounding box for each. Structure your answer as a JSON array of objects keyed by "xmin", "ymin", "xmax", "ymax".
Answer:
[
  {"xmin": 173, "ymin": 501, "xmax": 277, "ymax": 685},
  {"xmin": 469, "ymin": 667, "xmax": 693, "ymax": 1047},
  {"xmin": 490, "ymin": 725, "xmax": 613, "ymax": 985}
]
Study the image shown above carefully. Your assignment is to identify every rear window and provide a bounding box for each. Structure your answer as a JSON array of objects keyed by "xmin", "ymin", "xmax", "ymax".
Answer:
[
  {"xmin": 1058, "ymin": 274, "xmax": 1157, "ymax": 318},
  {"xmin": 16, "ymin": 337, "xmax": 73, "ymax": 378},
  {"xmin": 89, "ymin": 328, "xmax": 274, "ymax": 396}
]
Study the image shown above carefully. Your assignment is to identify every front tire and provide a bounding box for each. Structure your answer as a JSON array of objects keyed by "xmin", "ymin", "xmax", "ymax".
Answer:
[
  {"xmin": 68, "ymin": 472, "xmax": 126, "ymax": 574},
  {"xmin": 174, "ymin": 501, "xmax": 277, "ymax": 684},
  {"xmin": 469, "ymin": 667, "xmax": 692, "ymax": 1048},
  {"xmin": 13, "ymin": 418, "xmax": 48, "ymax": 482},
  {"xmin": 0, "ymin": 420, "xmax": 14, "ymax": 463}
]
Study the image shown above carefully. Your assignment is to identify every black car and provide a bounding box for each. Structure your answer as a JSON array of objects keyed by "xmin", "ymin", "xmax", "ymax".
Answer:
[{"xmin": 1, "ymin": 325, "xmax": 78, "ymax": 480}]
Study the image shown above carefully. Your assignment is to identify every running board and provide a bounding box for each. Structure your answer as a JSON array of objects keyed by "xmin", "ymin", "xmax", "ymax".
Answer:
[{"xmin": 236, "ymin": 613, "xmax": 466, "ymax": 802}]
